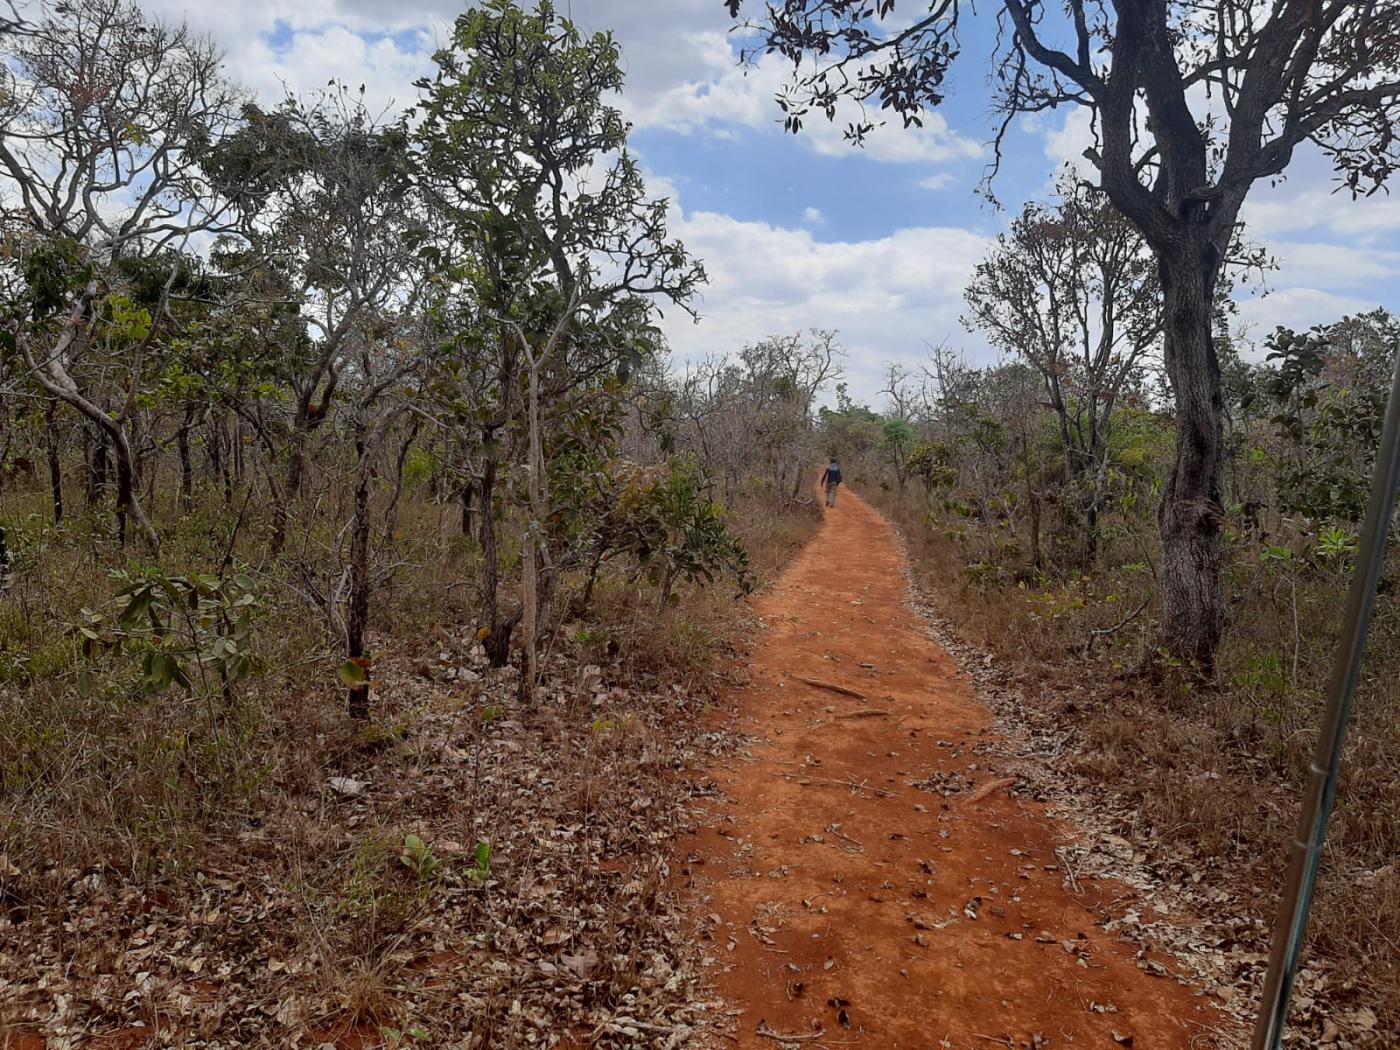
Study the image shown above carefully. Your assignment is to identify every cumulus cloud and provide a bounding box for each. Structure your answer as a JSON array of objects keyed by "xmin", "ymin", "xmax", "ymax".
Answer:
[
  {"xmin": 1235, "ymin": 287, "xmax": 1383, "ymax": 346},
  {"xmin": 1245, "ymin": 183, "xmax": 1400, "ymax": 242},
  {"xmin": 660, "ymin": 209, "xmax": 992, "ymax": 402},
  {"xmin": 141, "ymin": 0, "xmax": 982, "ymax": 169},
  {"xmin": 917, "ymin": 173, "xmax": 957, "ymax": 191},
  {"xmin": 623, "ymin": 40, "xmax": 983, "ymax": 164}
]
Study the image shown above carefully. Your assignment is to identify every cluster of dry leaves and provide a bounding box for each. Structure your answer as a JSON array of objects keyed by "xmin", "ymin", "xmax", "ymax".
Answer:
[
  {"xmin": 0, "ymin": 623, "xmax": 749, "ymax": 1049},
  {"xmin": 898, "ymin": 557, "xmax": 1383, "ymax": 1050}
]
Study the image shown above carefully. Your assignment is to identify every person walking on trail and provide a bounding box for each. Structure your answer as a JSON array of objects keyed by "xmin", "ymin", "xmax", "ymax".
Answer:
[{"xmin": 821, "ymin": 459, "xmax": 842, "ymax": 507}]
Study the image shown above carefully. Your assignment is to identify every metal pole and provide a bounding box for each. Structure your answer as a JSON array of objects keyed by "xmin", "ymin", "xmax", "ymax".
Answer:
[{"xmin": 1252, "ymin": 346, "xmax": 1400, "ymax": 1050}]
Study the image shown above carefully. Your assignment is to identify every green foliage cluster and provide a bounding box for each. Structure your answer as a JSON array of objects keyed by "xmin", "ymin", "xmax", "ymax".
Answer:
[{"xmin": 77, "ymin": 567, "xmax": 263, "ymax": 697}]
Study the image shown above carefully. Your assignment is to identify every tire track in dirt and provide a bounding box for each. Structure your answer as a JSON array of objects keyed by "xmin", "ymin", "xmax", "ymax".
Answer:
[{"xmin": 680, "ymin": 489, "xmax": 1233, "ymax": 1049}]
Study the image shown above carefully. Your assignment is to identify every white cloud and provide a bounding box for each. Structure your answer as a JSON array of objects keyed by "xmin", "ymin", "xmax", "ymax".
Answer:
[
  {"xmin": 138, "ymin": 0, "xmax": 983, "ymax": 171},
  {"xmin": 1244, "ymin": 183, "xmax": 1400, "ymax": 242},
  {"xmin": 802, "ymin": 206, "xmax": 825, "ymax": 225},
  {"xmin": 237, "ymin": 25, "xmax": 433, "ymax": 113},
  {"xmin": 624, "ymin": 42, "xmax": 983, "ymax": 164},
  {"xmin": 1265, "ymin": 241, "xmax": 1400, "ymax": 289},
  {"xmin": 660, "ymin": 208, "xmax": 992, "ymax": 403},
  {"xmin": 917, "ymin": 172, "xmax": 956, "ymax": 192},
  {"xmin": 1042, "ymin": 107, "xmax": 1097, "ymax": 182},
  {"xmin": 1235, "ymin": 287, "xmax": 1382, "ymax": 344}
]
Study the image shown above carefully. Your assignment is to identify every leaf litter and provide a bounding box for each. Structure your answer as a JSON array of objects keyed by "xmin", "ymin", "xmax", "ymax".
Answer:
[{"xmin": 0, "ymin": 627, "xmax": 745, "ymax": 1049}]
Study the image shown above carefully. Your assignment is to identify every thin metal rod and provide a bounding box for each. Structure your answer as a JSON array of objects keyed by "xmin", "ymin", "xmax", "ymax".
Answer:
[{"xmin": 1252, "ymin": 346, "xmax": 1400, "ymax": 1050}]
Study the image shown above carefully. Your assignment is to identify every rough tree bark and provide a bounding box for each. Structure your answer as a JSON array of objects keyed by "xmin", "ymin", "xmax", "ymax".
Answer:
[
  {"xmin": 177, "ymin": 403, "xmax": 196, "ymax": 512},
  {"xmin": 1157, "ymin": 244, "xmax": 1227, "ymax": 669}
]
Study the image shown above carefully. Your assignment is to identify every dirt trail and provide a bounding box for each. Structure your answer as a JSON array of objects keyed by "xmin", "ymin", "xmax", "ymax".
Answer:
[{"xmin": 681, "ymin": 489, "xmax": 1228, "ymax": 1049}]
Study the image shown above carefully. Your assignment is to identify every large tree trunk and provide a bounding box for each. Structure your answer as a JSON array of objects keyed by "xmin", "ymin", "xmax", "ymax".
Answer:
[
  {"xmin": 459, "ymin": 477, "xmax": 475, "ymax": 538},
  {"xmin": 286, "ymin": 403, "xmax": 312, "ymax": 499},
  {"xmin": 86, "ymin": 426, "xmax": 108, "ymax": 509},
  {"xmin": 273, "ymin": 417, "xmax": 309, "ymax": 555},
  {"xmin": 1158, "ymin": 248, "xmax": 1227, "ymax": 670},
  {"xmin": 219, "ymin": 412, "xmax": 234, "ymax": 505},
  {"xmin": 233, "ymin": 411, "xmax": 246, "ymax": 484},
  {"xmin": 1020, "ymin": 431, "xmax": 1042, "ymax": 571},
  {"xmin": 1084, "ymin": 501, "xmax": 1099, "ymax": 566},
  {"xmin": 520, "ymin": 357, "xmax": 543, "ymax": 699}
]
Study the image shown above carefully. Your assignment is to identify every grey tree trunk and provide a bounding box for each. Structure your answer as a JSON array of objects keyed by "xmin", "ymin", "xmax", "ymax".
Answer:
[
  {"xmin": 1157, "ymin": 246, "xmax": 1227, "ymax": 670},
  {"xmin": 178, "ymin": 403, "xmax": 196, "ymax": 512},
  {"xmin": 478, "ymin": 443, "xmax": 519, "ymax": 669}
]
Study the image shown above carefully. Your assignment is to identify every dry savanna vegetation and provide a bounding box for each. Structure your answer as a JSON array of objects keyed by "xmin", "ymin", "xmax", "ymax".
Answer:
[
  {"xmin": 2, "ymin": 0, "xmax": 1400, "ymax": 1048},
  {"xmin": 0, "ymin": 2, "xmax": 831, "ymax": 1044}
]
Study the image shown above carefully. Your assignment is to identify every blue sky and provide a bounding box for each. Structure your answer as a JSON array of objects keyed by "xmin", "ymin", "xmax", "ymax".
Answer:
[{"xmin": 137, "ymin": 0, "xmax": 1400, "ymax": 404}]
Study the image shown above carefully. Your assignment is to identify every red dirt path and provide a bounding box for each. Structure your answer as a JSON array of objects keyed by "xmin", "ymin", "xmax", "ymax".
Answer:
[{"xmin": 680, "ymin": 489, "xmax": 1233, "ymax": 1049}]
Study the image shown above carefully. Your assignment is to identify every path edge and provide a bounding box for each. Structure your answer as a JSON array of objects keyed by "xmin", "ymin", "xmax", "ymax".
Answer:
[{"xmin": 873, "ymin": 506, "xmax": 1253, "ymax": 1049}]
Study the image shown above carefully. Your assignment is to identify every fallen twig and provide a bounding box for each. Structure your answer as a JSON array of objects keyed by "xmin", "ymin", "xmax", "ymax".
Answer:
[
  {"xmin": 962, "ymin": 776, "xmax": 1017, "ymax": 805},
  {"xmin": 1055, "ymin": 845, "xmax": 1085, "ymax": 895},
  {"xmin": 757, "ymin": 1021, "xmax": 827, "ymax": 1042},
  {"xmin": 785, "ymin": 773, "xmax": 900, "ymax": 798},
  {"xmin": 794, "ymin": 675, "xmax": 867, "ymax": 700},
  {"xmin": 835, "ymin": 708, "xmax": 891, "ymax": 719}
]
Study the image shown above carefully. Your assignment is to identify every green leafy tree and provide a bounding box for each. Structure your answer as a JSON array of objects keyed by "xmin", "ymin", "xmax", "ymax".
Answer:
[
  {"xmin": 726, "ymin": 0, "xmax": 1400, "ymax": 668},
  {"xmin": 964, "ymin": 179, "xmax": 1165, "ymax": 566},
  {"xmin": 415, "ymin": 0, "xmax": 703, "ymax": 685},
  {"xmin": 1263, "ymin": 312, "xmax": 1397, "ymax": 524}
]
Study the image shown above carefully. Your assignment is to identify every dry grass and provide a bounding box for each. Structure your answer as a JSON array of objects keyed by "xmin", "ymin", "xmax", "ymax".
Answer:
[{"xmin": 0, "ymin": 475, "xmax": 818, "ymax": 1047}]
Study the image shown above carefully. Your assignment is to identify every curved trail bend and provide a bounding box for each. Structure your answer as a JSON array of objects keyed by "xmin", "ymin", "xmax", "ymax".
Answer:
[{"xmin": 682, "ymin": 489, "xmax": 1227, "ymax": 1049}]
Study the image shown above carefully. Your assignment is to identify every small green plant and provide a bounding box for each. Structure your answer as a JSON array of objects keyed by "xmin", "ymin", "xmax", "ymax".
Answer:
[
  {"xmin": 76, "ymin": 566, "xmax": 263, "ymax": 698},
  {"xmin": 381, "ymin": 1025, "xmax": 429, "ymax": 1046},
  {"xmin": 1316, "ymin": 525, "xmax": 1358, "ymax": 562},
  {"xmin": 963, "ymin": 560, "xmax": 1009, "ymax": 593},
  {"xmin": 466, "ymin": 840, "xmax": 491, "ymax": 881},
  {"xmin": 1235, "ymin": 652, "xmax": 1289, "ymax": 697},
  {"xmin": 398, "ymin": 834, "xmax": 440, "ymax": 881},
  {"xmin": 338, "ymin": 655, "xmax": 374, "ymax": 688}
]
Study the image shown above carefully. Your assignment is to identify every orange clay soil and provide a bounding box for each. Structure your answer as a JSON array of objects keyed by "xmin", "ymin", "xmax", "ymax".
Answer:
[{"xmin": 678, "ymin": 488, "xmax": 1234, "ymax": 1050}]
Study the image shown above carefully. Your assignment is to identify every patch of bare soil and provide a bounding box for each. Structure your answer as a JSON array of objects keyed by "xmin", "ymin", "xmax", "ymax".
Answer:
[{"xmin": 679, "ymin": 490, "xmax": 1244, "ymax": 1050}]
